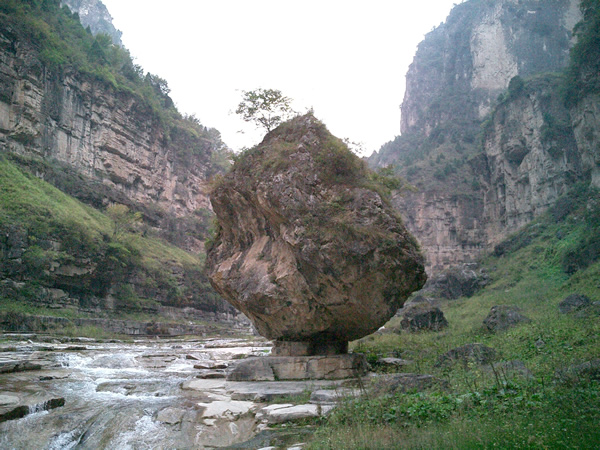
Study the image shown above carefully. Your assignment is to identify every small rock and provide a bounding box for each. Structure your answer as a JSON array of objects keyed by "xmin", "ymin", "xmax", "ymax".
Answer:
[
  {"xmin": 558, "ymin": 294, "xmax": 591, "ymax": 314},
  {"xmin": 194, "ymin": 362, "xmax": 229, "ymax": 370},
  {"xmin": 377, "ymin": 357, "xmax": 413, "ymax": 368},
  {"xmin": 156, "ymin": 407, "xmax": 186, "ymax": 425},
  {"xmin": 555, "ymin": 359, "xmax": 600, "ymax": 384},
  {"xmin": 435, "ymin": 343, "xmax": 497, "ymax": 368},
  {"xmin": 196, "ymin": 371, "xmax": 226, "ymax": 379},
  {"xmin": 486, "ymin": 360, "xmax": 533, "ymax": 380},
  {"xmin": 197, "ymin": 400, "xmax": 255, "ymax": 419},
  {"xmin": 399, "ymin": 302, "xmax": 448, "ymax": 332},
  {"xmin": 310, "ymin": 388, "xmax": 361, "ymax": 404},
  {"xmin": 535, "ymin": 339, "xmax": 546, "ymax": 349},
  {"xmin": 483, "ymin": 305, "xmax": 531, "ymax": 332}
]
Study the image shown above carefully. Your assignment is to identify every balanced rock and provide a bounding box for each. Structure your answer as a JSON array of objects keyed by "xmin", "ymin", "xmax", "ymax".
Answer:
[{"xmin": 207, "ymin": 114, "xmax": 426, "ymax": 355}]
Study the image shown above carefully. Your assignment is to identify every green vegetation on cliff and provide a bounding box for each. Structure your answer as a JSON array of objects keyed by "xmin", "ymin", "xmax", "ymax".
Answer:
[
  {"xmin": 0, "ymin": 0, "xmax": 227, "ymax": 151},
  {"xmin": 564, "ymin": 0, "xmax": 600, "ymax": 106},
  {"xmin": 0, "ymin": 155, "xmax": 226, "ymax": 317}
]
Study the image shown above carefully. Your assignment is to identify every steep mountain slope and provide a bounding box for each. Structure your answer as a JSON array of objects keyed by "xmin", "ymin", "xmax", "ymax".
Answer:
[
  {"xmin": 60, "ymin": 0, "xmax": 122, "ymax": 45},
  {"xmin": 370, "ymin": 0, "xmax": 598, "ymax": 273},
  {"xmin": 0, "ymin": 0, "xmax": 234, "ymax": 319}
]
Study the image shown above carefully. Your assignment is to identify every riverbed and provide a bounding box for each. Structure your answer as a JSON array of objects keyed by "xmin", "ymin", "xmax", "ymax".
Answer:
[{"xmin": 0, "ymin": 334, "xmax": 345, "ymax": 449}]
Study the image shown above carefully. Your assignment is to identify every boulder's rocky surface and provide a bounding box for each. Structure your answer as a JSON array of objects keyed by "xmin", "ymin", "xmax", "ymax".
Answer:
[
  {"xmin": 400, "ymin": 302, "xmax": 448, "ymax": 332},
  {"xmin": 558, "ymin": 294, "xmax": 592, "ymax": 314},
  {"xmin": 424, "ymin": 264, "xmax": 489, "ymax": 300},
  {"xmin": 485, "ymin": 360, "xmax": 533, "ymax": 381},
  {"xmin": 555, "ymin": 359, "xmax": 600, "ymax": 384},
  {"xmin": 483, "ymin": 305, "xmax": 531, "ymax": 332},
  {"xmin": 435, "ymin": 343, "xmax": 497, "ymax": 368},
  {"xmin": 207, "ymin": 114, "xmax": 426, "ymax": 354}
]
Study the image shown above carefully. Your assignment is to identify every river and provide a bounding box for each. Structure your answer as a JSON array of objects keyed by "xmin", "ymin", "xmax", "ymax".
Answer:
[{"xmin": 0, "ymin": 335, "xmax": 276, "ymax": 449}]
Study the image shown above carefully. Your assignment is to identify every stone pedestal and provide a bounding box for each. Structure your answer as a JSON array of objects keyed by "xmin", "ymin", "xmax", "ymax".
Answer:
[
  {"xmin": 271, "ymin": 340, "xmax": 348, "ymax": 357},
  {"xmin": 226, "ymin": 354, "xmax": 367, "ymax": 381}
]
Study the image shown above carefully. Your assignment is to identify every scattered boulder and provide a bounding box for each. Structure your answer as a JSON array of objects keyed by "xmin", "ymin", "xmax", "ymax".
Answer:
[
  {"xmin": 206, "ymin": 114, "xmax": 426, "ymax": 355},
  {"xmin": 435, "ymin": 343, "xmax": 497, "ymax": 368},
  {"xmin": 483, "ymin": 305, "xmax": 531, "ymax": 332},
  {"xmin": 196, "ymin": 371, "xmax": 226, "ymax": 379},
  {"xmin": 400, "ymin": 302, "xmax": 448, "ymax": 332},
  {"xmin": 485, "ymin": 360, "xmax": 533, "ymax": 380},
  {"xmin": 197, "ymin": 400, "xmax": 256, "ymax": 420},
  {"xmin": 555, "ymin": 359, "xmax": 600, "ymax": 384},
  {"xmin": 558, "ymin": 294, "xmax": 592, "ymax": 314},
  {"xmin": 424, "ymin": 264, "xmax": 488, "ymax": 300}
]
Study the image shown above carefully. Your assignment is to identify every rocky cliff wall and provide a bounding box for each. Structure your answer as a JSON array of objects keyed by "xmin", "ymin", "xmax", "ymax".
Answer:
[
  {"xmin": 401, "ymin": 0, "xmax": 580, "ymax": 135},
  {"xmin": 373, "ymin": 0, "xmax": 585, "ymax": 273},
  {"xmin": 60, "ymin": 0, "xmax": 122, "ymax": 45},
  {"xmin": 571, "ymin": 94, "xmax": 600, "ymax": 188},
  {"xmin": 0, "ymin": 29, "xmax": 217, "ymax": 238}
]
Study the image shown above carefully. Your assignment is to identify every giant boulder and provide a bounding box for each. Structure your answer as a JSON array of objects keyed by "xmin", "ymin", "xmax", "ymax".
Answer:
[{"xmin": 206, "ymin": 114, "xmax": 426, "ymax": 354}]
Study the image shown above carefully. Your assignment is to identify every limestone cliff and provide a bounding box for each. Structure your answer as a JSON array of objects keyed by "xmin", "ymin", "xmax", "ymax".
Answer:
[
  {"xmin": 60, "ymin": 0, "xmax": 122, "ymax": 45},
  {"xmin": 371, "ymin": 0, "xmax": 589, "ymax": 273},
  {"xmin": 0, "ymin": 1, "xmax": 233, "ymax": 318},
  {"xmin": 0, "ymin": 26, "xmax": 223, "ymax": 251}
]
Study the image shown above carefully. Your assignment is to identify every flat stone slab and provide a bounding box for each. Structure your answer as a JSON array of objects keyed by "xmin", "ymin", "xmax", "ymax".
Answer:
[
  {"xmin": 181, "ymin": 378, "xmax": 227, "ymax": 392},
  {"xmin": 255, "ymin": 403, "xmax": 335, "ymax": 424},
  {"xmin": 309, "ymin": 388, "xmax": 361, "ymax": 404},
  {"xmin": 197, "ymin": 400, "xmax": 256, "ymax": 419},
  {"xmin": 227, "ymin": 354, "xmax": 367, "ymax": 381},
  {"xmin": 226, "ymin": 380, "xmax": 345, "ymax": 402}
]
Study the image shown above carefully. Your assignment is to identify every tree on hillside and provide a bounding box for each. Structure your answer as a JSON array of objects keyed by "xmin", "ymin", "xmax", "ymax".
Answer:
[
  {"xmin": 106, "ymin": 203, "xmax": 142, "ymax": 240},
  {"xmin": 235, "ymin": 88, "xmax": 294, "ymax": 133}
]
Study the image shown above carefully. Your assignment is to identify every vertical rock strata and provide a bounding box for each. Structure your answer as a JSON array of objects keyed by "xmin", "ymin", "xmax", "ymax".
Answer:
[{"xmin": 207, "ymin": 114, "xmax": 427, "ymax": 354}]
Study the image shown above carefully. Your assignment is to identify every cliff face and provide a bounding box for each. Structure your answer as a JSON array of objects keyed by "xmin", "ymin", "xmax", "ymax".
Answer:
[
  {"xmin": 0, "ymin": 1, "xmax": 235, "ymax": 318},
  {"xmin": 481, "ymin": 75, "xmax": 584, "ymax": 246},
  {"xmin": 401, "ymin": 0, "xmax": 581, "ymax": 135},
  {"xmin": 371, "ymin": 0, "xmax": 591, "ymax": 273},
  {"xmin": 0, "ymin": 28, "xmax": 220, "ymax": 250},
  {"xmin": 60, "ymin": 0, "xmax": 122, "ymax": 45}
]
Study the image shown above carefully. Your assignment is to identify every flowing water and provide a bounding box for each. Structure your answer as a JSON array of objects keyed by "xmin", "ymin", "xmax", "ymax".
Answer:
[{"xmin": 0, "ymin": 336, "xmax": 269, "ymax": 449}]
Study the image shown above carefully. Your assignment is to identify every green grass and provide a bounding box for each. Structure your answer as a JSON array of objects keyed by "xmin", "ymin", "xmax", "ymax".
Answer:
[
  {"xmin": 308, "ymin": 186, "xmax": 600, "ymax": 448},
  {"xmin": 0, "ymin": 156, "xmax": 224, "ymax": 318}
]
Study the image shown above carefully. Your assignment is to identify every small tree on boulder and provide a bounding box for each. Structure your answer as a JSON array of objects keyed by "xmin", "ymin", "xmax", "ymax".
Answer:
[{"xmin": 235, "ymin": 88, "xmax": 294, "ymax": 133}]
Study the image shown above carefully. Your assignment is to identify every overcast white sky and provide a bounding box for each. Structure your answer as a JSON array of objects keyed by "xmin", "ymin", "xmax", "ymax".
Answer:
[{"xmin": 101, "ymin": 0, "xmax": 460, "ymax": 156}]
